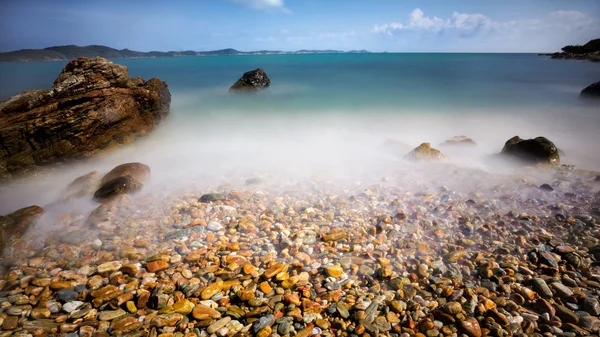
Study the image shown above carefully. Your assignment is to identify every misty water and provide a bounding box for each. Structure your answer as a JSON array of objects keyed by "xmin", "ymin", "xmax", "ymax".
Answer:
[{"xmin": 1, "ymin": 53, "xmax": 599, "ymax": 214}]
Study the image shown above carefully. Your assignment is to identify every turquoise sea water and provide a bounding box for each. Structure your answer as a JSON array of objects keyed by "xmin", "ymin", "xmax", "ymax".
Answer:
[
  {"xmin": 1, "ymin": 53, "xmax": 598, "ymax": 111},
  {"xmin": 1, "ymin": 53, "xmax": 599, "ymax": 212}
]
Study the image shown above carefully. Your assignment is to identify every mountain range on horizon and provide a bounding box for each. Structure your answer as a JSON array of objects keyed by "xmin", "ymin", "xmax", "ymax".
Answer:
[{"xmin": 0, "ymin": 45, "xmax": 371, "ymax": 62}]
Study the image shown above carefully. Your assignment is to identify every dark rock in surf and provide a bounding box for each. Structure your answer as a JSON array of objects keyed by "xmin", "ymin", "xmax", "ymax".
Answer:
[
  {"xmin": 581, "ymin": 81, "xmax": 600, "ymax": 99},
  {"xmin": 501, "ymin": 136, "xmax": 560, "ymax": 165},
  {"xmin": 101, "ymin": 162, "xmax": 151, "ymax": 184},
  {"xmin": 539, "ymin": 184, "xmax": 554, "ymax": 191},
  {"xmin": 229, "ymin": 68, "xmax": 270, "ymax": 92},
  {"xmin": 199, "ymin": 193, "xmax": 227, "ymax": 203},
  {"xmin": 94, "ymin": 175, "xmax": 143, "ymax": 202},
  {"xmin": 0, "ymin": 205, "xmax": 44, "ymax": 254},
  {"xmin": 0, "ymin": 57, "xmax": 170, "ymax": 177}
]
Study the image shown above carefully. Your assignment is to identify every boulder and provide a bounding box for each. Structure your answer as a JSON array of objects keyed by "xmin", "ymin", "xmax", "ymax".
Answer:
[
  {"xmin": 581, "ymin": 81, "xmax": 600, "ymax": 99},
  {"xmin": 0, "ymin": 205, "xmax": 44, "ymax": 254},
  {"xmin": 501, "ymin": 136, "xmax": 560, "ymax": 164},
  {"xmin": 405, "ymin": 143, "xmax": 445, "ymax": 161},
  {"xmin": 440, "ymin": 136, "xmax": 476, "ymax": 147},
  {"xmin": 63, "ymin": 171, "xmax": 102, "ymax": 198},
  {"xmin": 229, "ymin": 68, "xmax": 270, "ymax": 92},
  {"xmin": 0, "ymin": 57, "xmax": 170, "ymax": 176},
  {"xmin": 94, "ymin": 175, "xmax": 143, "ymax": 202},
  {"xmin": 101, "ymin": 162, "xmax": 151, "ymax": 184}
]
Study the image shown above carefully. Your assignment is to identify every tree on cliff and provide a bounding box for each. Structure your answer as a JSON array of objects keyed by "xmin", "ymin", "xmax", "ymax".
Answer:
[{"xmin": 561, "ymin": 38, "xmax": 600, "ymax": 54}]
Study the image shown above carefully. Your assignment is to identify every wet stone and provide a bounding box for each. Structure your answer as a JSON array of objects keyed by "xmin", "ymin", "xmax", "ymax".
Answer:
[
  {"xmin": 460, "ymin": 317, "xmax": 482, "ymax": 337},
  {"xmin": 56, "ymin": 288, "xmax": 79, "ymax": 302},
  {"xmin": 551, "ymin": 282, "xmax": 574, "ymax": 299},
  {"xmin": 532, "ymin": 278, "xmax": 553, "ymax": 299},
  {"xmin": 98, "ymin": 308, "xmax": 126, "ymax": 321},
  {"xmin": 583, "ymin": 298, "xmax": 600, "ymax": 316},
  {"xmin": 63, "ymin": 301, "xmax": 84, "ymax": 313}
]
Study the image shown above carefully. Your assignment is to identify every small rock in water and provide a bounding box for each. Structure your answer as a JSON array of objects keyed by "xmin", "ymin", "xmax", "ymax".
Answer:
[
  {"xmin": 93, "ymin": 175, "xmax": 143, "ymax": 201},
  {"xmin": 229, "ymin": 68, "xmax": 271, "ymax": 92},
  {"xmin": 539, "ymin": 184, "xmax": 554, "ymax": 191},
  {"xmin": 207, "ymin": 221, "xmax": 223, "ymax": 232},
  {"xmin": 101, "ymin": 162, "xmax": 151, "ymax": 184},
  {"xmin": 92, "ymin": 239, "xmax": 102, "ymax": 250}
]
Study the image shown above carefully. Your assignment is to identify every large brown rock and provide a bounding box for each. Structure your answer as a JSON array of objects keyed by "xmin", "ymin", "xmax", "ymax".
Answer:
[
  {"xmin": 405, "ymin": 143, "xmax": 446, "ymax": 161},
  {"xmin": 0, "ymin": 57, "xmax": 170, "ymax": 175},
  {"xmin": 101, "ymin": 162, "xmax": 151, "ymax": 184},
  {"xmin": 0, "ymin": 205, "xmax": 44, "ymax": 254}
]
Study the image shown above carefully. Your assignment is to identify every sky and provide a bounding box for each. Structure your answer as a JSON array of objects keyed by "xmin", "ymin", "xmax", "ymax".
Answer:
[{"xmin": 0, "ymin": 0, "xmax": 599, "ymax": 53}]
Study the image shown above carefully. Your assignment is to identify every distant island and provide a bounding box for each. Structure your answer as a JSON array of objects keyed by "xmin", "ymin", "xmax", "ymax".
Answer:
[
  {"xmin": 539, "ymin": 38, "xmax": 600, "ymax": 62},
  {"xmin": 0, "ymin": 45, "xmax": 371, "ymax": 62}
]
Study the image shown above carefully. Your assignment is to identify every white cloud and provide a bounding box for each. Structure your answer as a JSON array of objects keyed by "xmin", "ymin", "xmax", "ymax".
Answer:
[
  {"xmin": 373, "ymin": 8, "xmax": 490, "ymax": 35},
  {"xmin": 373, "ymin": 8, "xmax": 599, "ymax": 40},
  {"xmin": 231, "ymin": 0, "xmax": 291, "ymax": 13}
]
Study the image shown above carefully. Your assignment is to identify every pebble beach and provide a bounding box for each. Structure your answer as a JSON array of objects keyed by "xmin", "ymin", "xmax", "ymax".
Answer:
[{"xmin": 2, "ymin": 160, "xmax": 600, "ymax": 337}]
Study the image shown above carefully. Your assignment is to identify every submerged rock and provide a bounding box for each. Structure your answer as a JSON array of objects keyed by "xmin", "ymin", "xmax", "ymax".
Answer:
[
  {"xmin": 441, "ymin": 135, "xmax": 476, "ymax": 146},
  {"xmin": 63, "ymin": 171, "xmax": 102, "ymax": 198},
  {"xmin": 93, "ymin": 175, "xmax": 143, "ymax": 201},
  {"xmin": 0, "ymin": 57, "xmax": 170, "ymax": 176},
  {"xmin": 405, "ymin": 143, "xmax": 445, "ymax": 161},
  {"xmin": 581, "ymin": 81, "xmax": 600, "ymax": 99},
  {"xmin": 229, "ymin": 68, "xmax": 270, "ymax": 92},
  {"xmin": 0, "ymin": 205, "xmax": 44, "ymax": 254},
  {"xmin": 501, "ymin": 136, "xmax": 560, "ymax": 165},
  {"xmin": 101, "ymin": 162, "xmax": 151, "ymax": 184}
]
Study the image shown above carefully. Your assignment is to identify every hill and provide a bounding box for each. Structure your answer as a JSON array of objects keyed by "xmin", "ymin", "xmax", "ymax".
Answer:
[{"xmin": 0, "ymin": 45, "xmax": 369, "ymax": 62}]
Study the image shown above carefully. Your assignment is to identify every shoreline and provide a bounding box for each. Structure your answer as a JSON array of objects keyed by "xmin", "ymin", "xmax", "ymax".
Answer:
[{"xmin": 1, "ymin": 163, "xmax": 600, "ymax": 336}]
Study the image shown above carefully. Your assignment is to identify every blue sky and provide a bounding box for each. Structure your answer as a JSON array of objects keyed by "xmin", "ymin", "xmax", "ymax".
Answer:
[{"xmin": 1, "ymin": 0, "xmax": 599, "ymax": 52}]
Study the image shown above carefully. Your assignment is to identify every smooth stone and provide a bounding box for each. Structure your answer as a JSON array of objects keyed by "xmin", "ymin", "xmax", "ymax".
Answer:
[
  {"xmin": 56, "ymin": 289, "xmax": 78, "ymax": 302},
  {"xmin": 98, "ymin": 308, "xmax": 126, "ymax": 321},
  {"xmin": 63, "ymin": 301, "xmax": 84, "ymax": 313},
  {"xmin": 460, "ymin": 317, "xmax": 482, "ymax": 337},
  {"xmin": 532, "ymin": 278, "xmax": 553, "ymax": 299}
]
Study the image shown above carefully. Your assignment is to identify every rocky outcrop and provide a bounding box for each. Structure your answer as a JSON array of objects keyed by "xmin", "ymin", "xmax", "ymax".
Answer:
[
  {"xmin": 581, "ymin": 82, "xmax": 600, "ymax": 99},
  {"xmin": 0, "ymin": 205, "xmax": 44, "ymax": 254},
  {"xmin": 543, "ymin": 52, "xmax": 600, "ymax": 62},
  {"xmin": 229, "ymin": 68, "xmax": 271, "ymax": 92},
  {"xmin": 405, "ymin": 143, "xmax": 445, "ymax": 161},
  {"xmin": 501, "ymin": 136, "xmax": 560, "ymax": 164},
  {"xmin": 0, "ymin": 57, "xmax": 170, "ymax": 176}
]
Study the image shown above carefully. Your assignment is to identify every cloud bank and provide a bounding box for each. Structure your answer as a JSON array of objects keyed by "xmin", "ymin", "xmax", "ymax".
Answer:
[{"xmin": 373, "ymin": 8, "xmax": 600, "ymax": 42}]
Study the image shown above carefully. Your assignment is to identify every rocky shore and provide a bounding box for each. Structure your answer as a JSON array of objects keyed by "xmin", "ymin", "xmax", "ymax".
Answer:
[
  {"xmin": 539, "ymin": 52, "xmax": 600, "ymax": 63},
  {"xmin": 1, "ymin": 133, "xmax": 600, "ymax": 337}
]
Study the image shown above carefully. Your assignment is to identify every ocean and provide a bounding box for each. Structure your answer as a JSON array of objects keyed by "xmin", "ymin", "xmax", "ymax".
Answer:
[{"xmin": 0, "ymin": 53, "xmax": 599, "ymax": 212}]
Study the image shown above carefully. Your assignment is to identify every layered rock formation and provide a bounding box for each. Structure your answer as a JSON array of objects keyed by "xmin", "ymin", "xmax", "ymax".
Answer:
[
  {"xmin": 0, "ymin": 57, "xmax": 170, "ymax": 177},
  {"xmin": 229, "ymin": 68, "xmax": 271, "ymax": 92}
]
